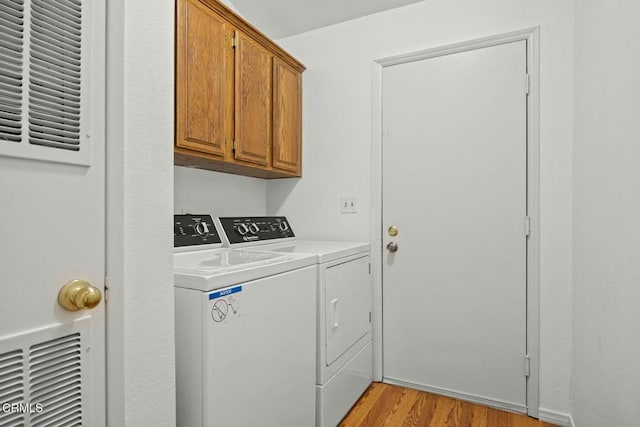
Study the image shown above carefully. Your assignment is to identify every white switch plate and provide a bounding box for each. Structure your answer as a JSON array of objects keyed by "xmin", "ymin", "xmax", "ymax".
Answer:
[{"xmin": 341, "ymin": 196, "xmax": 357, "ymax": 214}]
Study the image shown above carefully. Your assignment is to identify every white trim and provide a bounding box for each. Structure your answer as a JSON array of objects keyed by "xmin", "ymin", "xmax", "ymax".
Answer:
[
  {"xmin": 105, "ymin": 0, "xmax": 126, "ymax": 422},
  {"xmin": 370, "ymin": 27, "xmax": 541, "ymax": 416},
  {"xmin": 538, "ymin": 408, "xmax": 573, "ymax": 427},
  {"xmin": 376, "ymin": 27, "xmax": 540, "ymax": 67},
  {"xmin": 524, "ymin": 27, "xmax": 541, "ymax": 419},
  {"xmin": 384, "ymin": 378, "xmax": 527, "ymax": 415},
  {"xmin": 370, "ymin": 61, "xmax": 384, "ymax": 382}
]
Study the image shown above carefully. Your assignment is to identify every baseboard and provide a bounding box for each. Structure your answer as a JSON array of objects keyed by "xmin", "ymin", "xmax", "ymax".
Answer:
[
  {"xmin": 538, "ymin": 408, "xmax": 572, "ymax": 427},
  {"xmin": 382, "ymin": 378, "xmax": 574, "ymax": 426},
  {"xmin": 383, "ymin": 377, "xmax": 527, "ymax": 415}
]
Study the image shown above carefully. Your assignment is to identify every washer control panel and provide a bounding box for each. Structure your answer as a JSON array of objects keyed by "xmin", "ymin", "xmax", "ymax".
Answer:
[
  {"xmin": 174, "ymin": 214, "xmax": 222, "ymax": 247},
  {"xmin": 218, "ymin": 217, "xmax": 295, "ymax": 244}
]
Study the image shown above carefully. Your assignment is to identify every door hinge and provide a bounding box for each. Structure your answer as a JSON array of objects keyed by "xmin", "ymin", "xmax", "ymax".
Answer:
[
  {"xmin": 369, "ymin": 312, "xmax": 372, "ymax": 323},
  {"xmin": 232, "ymin": 140, "xmax": 236, "ymax": 152},
  {"xmin": 524, "ymin": 355, "xmax": 531, "ymax": 377},
  {"xmin": 524, "ymin": 216, "xmax": 531, "ymax": 237},
  {"xmin": 232, "ymin": 32, "xmax": 237, "ymax": 48},
  {"xmin": 524, "ymin": 74, "xmax": 530, "ymax": 95},
  {"xmin": 368, "ymin": 263, "xmax": 371, "ymax": 274}
]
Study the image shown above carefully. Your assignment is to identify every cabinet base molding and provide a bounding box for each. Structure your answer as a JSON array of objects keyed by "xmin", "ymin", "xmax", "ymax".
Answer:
[{"xmin": 175, "ymin": 150, "xmax": 299, "ymax": 179}]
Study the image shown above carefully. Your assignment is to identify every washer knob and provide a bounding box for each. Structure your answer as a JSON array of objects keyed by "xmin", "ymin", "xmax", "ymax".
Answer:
[
  {"xmin": 279, "ymin": 221, "xmax": 289, "ymax": 232},
  {"xmin": 236, "ymin": 223, "xmax": 249, "ymax": 235},
  {"xmin": 194, "ymin": 222, "xmax": 210, "ymax": 236},
  {"xmin": 249, "ymin": 223, "xmax": 260, "ymax": 234}
]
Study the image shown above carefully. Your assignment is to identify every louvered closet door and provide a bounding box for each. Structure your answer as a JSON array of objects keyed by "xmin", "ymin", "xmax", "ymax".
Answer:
[{"xmin": 0, "ymin": 1, "xmax": 106, "ymax": 426}]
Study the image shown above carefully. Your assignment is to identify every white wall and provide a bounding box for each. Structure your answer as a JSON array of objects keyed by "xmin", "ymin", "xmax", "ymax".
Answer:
[
  {"xmin": 174, "ymin": 166, "xmax": 267, "ymax": 216},
  {"xmin": 572, "ymin": 1, "xmax": 640, "ymax": 426},
  {"xmin": 269, "ymin": 0, "xmax": 574, "ymax": 416},
  {"xmin": 217, "ymin": 0, "xmax": 243, "ymax": 17},
  {"xmin": 106, "ymin": 1, "xmax": 175, "ymax": 426}
]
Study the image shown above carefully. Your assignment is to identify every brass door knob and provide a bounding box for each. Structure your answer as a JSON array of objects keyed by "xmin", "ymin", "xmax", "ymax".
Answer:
[
  {"xmin": 58, "ymin": 279, "xmax": 102, "ymax": 311},
  {"xmin": 386, "ymin": 242, "xmax": 399, "ymax": 253}
]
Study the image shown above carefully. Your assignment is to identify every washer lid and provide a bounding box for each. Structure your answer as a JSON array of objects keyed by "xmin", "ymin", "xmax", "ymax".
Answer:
[
  {"xmin": 250, "ymin": 240, "xmax": 370, "ymax": 263},
  {"xmin": 174, "ymin": 248, "xmax": 315, "ymax": 291},
  {"xmin": 175, "ymin": 249, "xmax": 283, "ymax": 273}
]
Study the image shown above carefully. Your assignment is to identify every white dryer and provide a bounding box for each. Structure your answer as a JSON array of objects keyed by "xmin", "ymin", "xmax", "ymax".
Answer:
[
  {"xmin": 216, "ymin": 216, "xmax": 373, "ymax": 427},
  {"xmin": 173, "ymin": 215, "xmax": 317, "ymax": 427}
]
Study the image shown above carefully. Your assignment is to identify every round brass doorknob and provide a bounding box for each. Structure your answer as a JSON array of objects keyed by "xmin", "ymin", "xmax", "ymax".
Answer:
[
  {"xmin": 58, "ymin": 279, "xmax": 102, "ymax": 311},
  {"xmin": 386, "ymin": 242, "xmax": 399, "ymax": 253}
]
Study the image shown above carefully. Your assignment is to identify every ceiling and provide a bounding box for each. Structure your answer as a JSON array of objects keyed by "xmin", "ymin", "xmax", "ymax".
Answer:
[{"xmin": 230, "ymin": 0, "xmax": 424, "ymax": 39}]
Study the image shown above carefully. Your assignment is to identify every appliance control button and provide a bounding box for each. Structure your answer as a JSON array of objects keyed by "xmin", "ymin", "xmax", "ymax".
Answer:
[
  {"xmin": 249, "ymin": 223, "xmax": 260, "ymax": 234},
  {"xmin": 194, "ymin": 222, "xmax": 210, "ymax": 236},
  {"xmin": 279, "ymin": 221, "xmax": 289, "ymax": 232},
  {"xmin": 236, "ymin": 223, "xmax": 249, "ymax": 235}
]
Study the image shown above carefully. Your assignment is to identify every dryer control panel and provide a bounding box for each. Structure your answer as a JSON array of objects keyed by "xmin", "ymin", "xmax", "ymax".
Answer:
[
  {"xmin": 218, "ymin": 217, "xmax": 295, "ymax": 244},
  {"xmin": 174, "ymin": 214, "xmax": 222, "ymax": 247}
]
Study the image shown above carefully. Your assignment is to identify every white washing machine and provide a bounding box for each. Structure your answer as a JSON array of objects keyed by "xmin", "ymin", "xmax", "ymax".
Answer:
[
  {"xmin": 173, "ymin": 214, "xmax": 317, "ymax": 427},
  {"xmin": 216, "ymin": 216, "xmax": 373, "ymax": 427}
]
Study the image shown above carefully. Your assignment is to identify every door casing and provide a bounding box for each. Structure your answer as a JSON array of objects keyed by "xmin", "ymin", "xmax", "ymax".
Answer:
[{"xmin": 370, "ymin": 27, "xmax": 540, "ymax": 417}]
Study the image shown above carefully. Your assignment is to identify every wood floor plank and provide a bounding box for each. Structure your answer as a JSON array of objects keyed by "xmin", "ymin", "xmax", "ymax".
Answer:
[
  {"xmin": 426, "ymin": 395, "xmax": 456, "ymax": 427},
  {"xmin": 361, "ymin": 383, "xmax": 406, "ymax": 426},
  {"xmin": 380, "ymin": 387, "xmax": 421, "ymax": 427},
  {"xmin": 486, "ymin": 406, "xmax": 514, "ymax": 427},
  {"xmin": 470, "ymin": 402, "xmax": 489, "ymax": 427},
  {"xmin": 410, "ymin": 389, "xmax": 438, "ymax": 427},
  {"xmin": 448, "ymin": 398, "xmax": 473, "ymax": 426},
  {"xmin": 340, "ymin": 383, "xmax": 559, "ymax": 427},
  {"xmin": 341, "ymin": 382, "xmax": 387, "ymax": 427}
]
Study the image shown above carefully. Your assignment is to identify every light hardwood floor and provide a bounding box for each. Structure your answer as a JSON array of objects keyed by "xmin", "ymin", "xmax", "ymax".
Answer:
[{"xmin": 339, "ymin": 383, "xmax": 558, "ymax": 427}]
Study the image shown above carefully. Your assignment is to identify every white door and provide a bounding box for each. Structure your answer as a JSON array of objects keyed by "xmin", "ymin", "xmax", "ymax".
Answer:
[
  {"xmin": 382, "ymin": 40, "xmax": 528, "ymax": 409},
  {"xmin": 0, "ymin": 1, "xmax": 106, "ymax": 426}
]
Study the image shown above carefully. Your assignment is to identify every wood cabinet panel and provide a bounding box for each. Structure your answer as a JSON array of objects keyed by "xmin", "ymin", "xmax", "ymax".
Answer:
[
  {"xmin": 234, "ymin": 31, "xmax": 272, "ymax": 166},
  {"xmin": 273, "ymin": 59, "xmax": 302, "ymax": 174},
  {"xmin": 176, "ymin": 0, "xmax": 228, "ymax": 156}
]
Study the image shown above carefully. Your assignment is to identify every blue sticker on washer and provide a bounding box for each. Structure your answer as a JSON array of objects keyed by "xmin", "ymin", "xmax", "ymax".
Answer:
[{"xmin": 209, "ymin": 286, "xmax": 242, "ymax": 300}]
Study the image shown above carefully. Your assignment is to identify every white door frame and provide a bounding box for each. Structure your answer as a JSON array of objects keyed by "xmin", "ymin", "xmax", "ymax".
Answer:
[{"xmin": 370, "ymin": 27, "xmax": 540, "ymax": 417}]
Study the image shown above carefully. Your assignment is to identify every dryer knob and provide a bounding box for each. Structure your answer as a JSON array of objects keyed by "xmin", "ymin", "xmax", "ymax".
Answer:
[
  {"xmin": 249, "ymin": 223, "xmax": 260, "ymax": 234},
  {"xmin": 236, "ymin": 223, "xmax": 249, "ymax": 235},
  {"xmin": 194, "ymin": 222, "xmax": 210, "ymax": 236},
  {"xmin": 279, "ymin": 221, "xmax": 289, "ymax": 232}
]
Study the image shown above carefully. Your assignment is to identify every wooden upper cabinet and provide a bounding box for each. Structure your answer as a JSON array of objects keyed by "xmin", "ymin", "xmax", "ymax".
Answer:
[
  {"xmin": 175, "ymin": 0, "xmax": 305, "ymax": 178},
  {"xmin": 176, "ymin": 0, "xmax": 230, "ymax": 156},
  {"xmin": 273, "ymin": 59, "xmax": 302, "ymax": 175},
  {"xmin": 234, "ymin": 32, "xmax": 272, "ymax": 166}
]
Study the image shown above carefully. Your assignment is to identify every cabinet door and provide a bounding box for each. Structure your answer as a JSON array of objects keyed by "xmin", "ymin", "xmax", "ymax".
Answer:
[
  {"xmin": 234, "ymin": 32, "xmax": 271, "ymax": 165},
  {"xmin": 176, "ymin": 0, "xmax": 229, "ymax": 156},
  {"xmin": 273, "ymin": 59, "xmax": 302, "ymax": 174}
]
